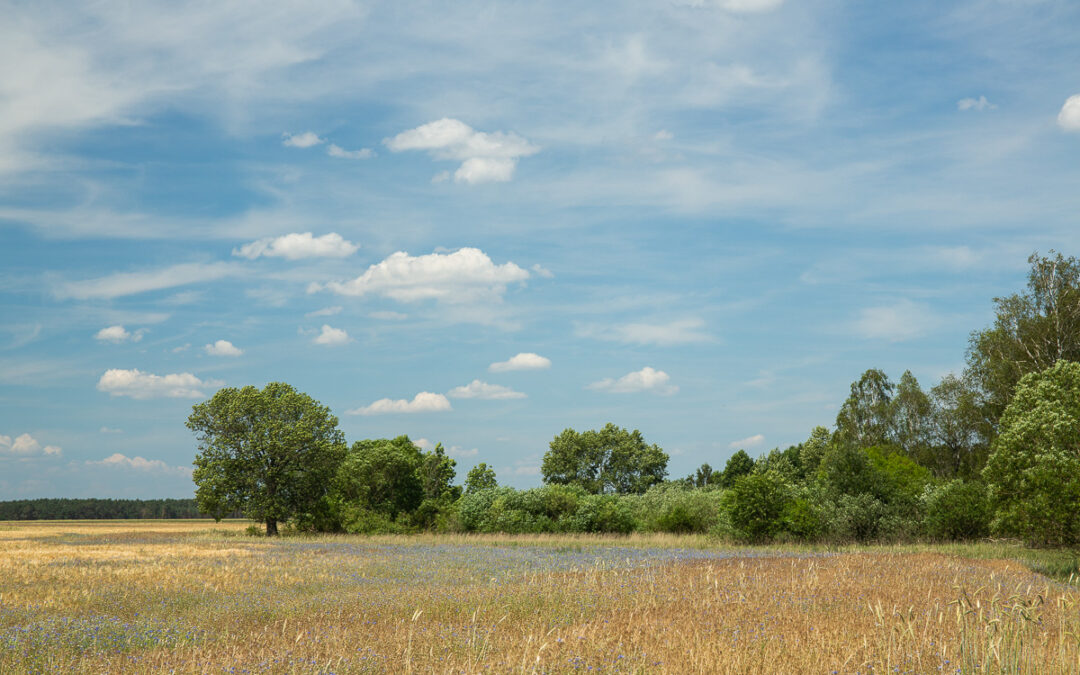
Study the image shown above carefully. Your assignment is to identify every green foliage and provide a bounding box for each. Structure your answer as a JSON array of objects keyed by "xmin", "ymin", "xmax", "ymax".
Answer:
[
  {"xmin": 637, "ymin": 483, "xmax": 723, "ymax": 534},
  {"xmin": 930, "ymin": 374, "xmax": 991, "ymax": 478},
  {"xmin": 727, "ymin": 472, "xmax": 792, "ymax": 542},
  {"xmin": 720, "ymin": 449, "xmax": 754, "ymax": 488},
  {"xmin": 827, "ymin": 493, "xmax": 895, "ymax": 543},
  {"xmin": 187, "ymin": 382, "xmax": 345, "ymax": 535},
  {"xmin": 835, "ymin": 369, "xmax": 895, "ymax": 448},
  {"xmin": 464, "ymin": 463, "xmax": 498, "ymax": 494},
  {"xmin": 753, "ymin": 445, "xmax": 803, "ymax": 483},
  {"xmin": 983, "ymin": 360, "xmax": 1080, "ymax": 546},
  {"xmin": 967, "ymin": 252, "xmax": 1080, "ymax": 426},
  {"xmin": 541, "ymin": 423, "xmax": 668, "ymax": 494},
  {"xmin": 922, "ymin": 480, "xmax": 991, "ymax": 541},
  {"xmin": 333, "ymin": 436, "xmax": 424, "ymax": 521},
  {"xmin": 799, "ymin": 426, "xmax": 831, "ymax": 476},
  {"xmin": 570, "ymin": 494, "xmax": 637, "ymax": 533}
]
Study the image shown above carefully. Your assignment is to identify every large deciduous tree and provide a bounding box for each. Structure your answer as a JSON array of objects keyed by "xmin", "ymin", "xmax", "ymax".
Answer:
[
  {"xmin": 541, "ymin": 423, "xmax": 668, "ymax": 494},
  {"xmin": 834, "ymin": 369, "xmax": 895, "ymax": 448},
  {"xmin": 187, "ymin": 382, "xmax": 345, "ymax": 535},
  {"xmin": 967, "ymin": 251, "xmax": 1080, "ymax": 426},
  {"xmin": 982, "ymin": 360, "xmax": 1080, "ymax": 547}
]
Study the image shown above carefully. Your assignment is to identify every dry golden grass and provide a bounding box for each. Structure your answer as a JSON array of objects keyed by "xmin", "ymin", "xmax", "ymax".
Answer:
[{"xmin": 1, "ymin": 521, "xmax": 1077, "ymax": 674}]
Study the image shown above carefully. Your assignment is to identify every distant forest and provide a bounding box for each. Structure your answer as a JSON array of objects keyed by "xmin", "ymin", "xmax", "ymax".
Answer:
[{"xmin": 0, "ymin": 498, "xmax": 203, "ymax": 520}]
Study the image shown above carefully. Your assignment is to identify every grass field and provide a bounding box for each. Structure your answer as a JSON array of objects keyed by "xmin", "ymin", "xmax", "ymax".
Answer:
[{"xmin": 1, "ymin": 521, "xmax": 1078, "ymax": 674}]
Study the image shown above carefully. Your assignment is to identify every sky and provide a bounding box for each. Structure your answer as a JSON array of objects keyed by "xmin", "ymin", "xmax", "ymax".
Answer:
[{"xmin": 2, "ymin": 0, "xmax": 1080, "ymax": 499}]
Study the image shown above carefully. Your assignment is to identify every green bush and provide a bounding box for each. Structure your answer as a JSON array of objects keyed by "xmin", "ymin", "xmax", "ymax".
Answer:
[
  {"xmin": 569, "ymin": 495, "xmax": 637, "ymax": 533},
  {"xmin": 922, "ymin": 480, "xmax": 991, "ymax": 541},
  {"xmin": 727, "ymin": 472, "xmax": 791, "ymax": 542}
]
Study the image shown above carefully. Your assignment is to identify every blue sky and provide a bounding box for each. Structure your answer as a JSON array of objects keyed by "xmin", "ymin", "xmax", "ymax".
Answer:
[{"xmin": 2, "ymin": 0, "xmax": 1080, "ymax": 498}]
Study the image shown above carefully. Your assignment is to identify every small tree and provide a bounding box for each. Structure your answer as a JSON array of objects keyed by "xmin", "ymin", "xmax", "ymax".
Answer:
[
  {"xmin": 465, "ymin": 463, "xmax": 498, "ymax": 494},
  {"xmin": 720, "ymin": 449, "xmax": 754, "ymax": 488},
  {"xmin": 187, "ymin": 382, "xmax": 345, "ymax": 535},
  {"xmin": 983, "ymin": 360, "xmax": 1080, "ymax": 546},
  {"xmin": 727, "ymin": 472, "xmax": 791, "ymax": 542}
]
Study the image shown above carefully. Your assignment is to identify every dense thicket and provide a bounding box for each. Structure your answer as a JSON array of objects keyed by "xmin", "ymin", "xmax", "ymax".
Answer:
[
  {"xmin": 183, "ymin": 252, "xmax": 1079, "ymax": 547},
  {"xmin": 0, "ymin": 498, "xmax": 203, "ymax": 520}
]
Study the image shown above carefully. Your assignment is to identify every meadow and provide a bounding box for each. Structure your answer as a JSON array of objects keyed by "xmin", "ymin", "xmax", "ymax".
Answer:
[{"xmin": 1, "ymin": 521, "xmax": 1078, "ymax": 674}]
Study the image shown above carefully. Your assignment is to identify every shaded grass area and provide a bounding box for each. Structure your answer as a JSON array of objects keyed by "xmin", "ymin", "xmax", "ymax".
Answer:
[{"xmin": 1, "ymin": 521, "xmax": 1078, "ymax": 673}]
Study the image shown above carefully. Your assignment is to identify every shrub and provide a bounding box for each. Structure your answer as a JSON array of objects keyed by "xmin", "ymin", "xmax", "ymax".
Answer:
[
  {"xmin": 727, "ymin": 472, "xmax": 791, "ymax": 542},
  {"xmin": 922, "ymin": 480, "xmax": 991, "ymax": 541}
]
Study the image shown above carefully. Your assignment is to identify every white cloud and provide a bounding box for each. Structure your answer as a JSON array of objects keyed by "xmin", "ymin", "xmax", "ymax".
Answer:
[
  {"xmin": 96, "ymin": 368, "xmax": 221, "ymax": 399},
  {"xmin": 447, "ymin": 379, "xmax": 526, "ymax": 400},
  {"xmin": 282, "ymin": 131, "xmax": 324, "ymax": 148},
  {"xmin": 99, "ymin": 426, "xmax": 123, "ymax": 434},
  {"xmin": 305, "ymin": 306, "xmax": 342, "ymax": 318},
  {"xmin": 0, "ymin": 433, "xmax": 62, "ymax": 457},
  {"xmin": 313, "ymin": 325, "xmax": 350, "ymax": 346},
  {"xmin": 447, "ymin": 446, "xmax": 478, "ymax": 458},
  {"xmin": 369, "ymin": 310, "xmax": 408, "ymax": 320},
  {"xmin": 318, "ymin": 248, "xmax": 530, "ymax": 304},
  {"xmin": 233, "ymin": 232, "xmax": 358, "ymax": 260},
  {"xmin": 530, "ymin": 264, "xmax": 554, "ymax": 279},
  {"xmin": 384, "ymin": 118, "xmax": 540, "ymax": 184},
  {"xmin": 957, "ymin": 96, "xmax": 996, "ymax": 112},
  {"xmin": 852, "ymin": 300, "xmax": 939, "ymax": 342},
  {"xmin": 1059, "ymin": 94, "xmax": 1080, "ymax": 131},
  {"xmin": 587, "ymin": 367, "xmax": 678, "ymax": 395},
  {"xmin": 413, "ymin": 438, "xmax": 434, "ymax": 451},
  {"xmin": 654, "ymin": 129, "xmax": 674, "ymax": 141},
  {"xmin": 489, "ymin": 352, "xmax": 551, "ymax": 372},
  {"xmin": 94, "ymin": 325, "xmax": 145, "ymax": 343},
  {"xmin": 728, "ymin": 434, "xmax": 765, "ymax": 450},
  {"xmin": 57, "ymin": 262, "xmax": 237, "ymax": 300},
  {"xmin": 576, "ymin": 318, "xmax": 710, "ymax": 345},
  {"xmin": 347, "ymin": 392, "xmax": 452, "ymax": 415},
  {"xmin": 87, "ymin": 453, "xmax": 191, "ymax": 477},
  {"xmin": 327, "ymin": 144, "xmax": 374, "ymax": 159},
  {"xmin": 204, "ymin": 339, "xmax": 243, "ymax": 356},
  {"xmin": 170, "ymin": 343, "xmax": 191, "ymax": 353}
]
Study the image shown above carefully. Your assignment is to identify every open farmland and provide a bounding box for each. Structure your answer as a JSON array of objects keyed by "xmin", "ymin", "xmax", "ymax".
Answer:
[{"xmin": 1, "ymin": 521, "xmax": 1078, "ymax": 674}]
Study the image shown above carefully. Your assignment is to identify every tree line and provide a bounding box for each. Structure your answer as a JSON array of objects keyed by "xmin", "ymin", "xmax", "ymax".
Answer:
[
  {"xmin": 189, "ymin": 252, "xmax": 1080, "ymax": 546},
  {"xmin": 0, "ymin": 498, "xmax": 203, "ymax": 520}
]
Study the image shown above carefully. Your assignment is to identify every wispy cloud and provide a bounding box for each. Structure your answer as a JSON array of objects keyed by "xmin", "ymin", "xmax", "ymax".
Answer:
[
  {"xmin": 327, "ymin": 144, "xmax": 374, "ymax": 159},
  {"xmin": 86, "ymin": 453, "xmax": 191, "ymax": 477},
  {"xmin": 447, "ymin": 380, "xmax": 526, "ymax": 400},
  {"xmin": 57, "ymin": 263, "xmax": 238, "ymax": 300},
  {"xmin": 282, "ymin": 131, "xmax": 324, "ymax": 148},
  {"xmin": 576, "ymin": 318, "xmax": 710, "ymax": 346},
  {"xmin": 728, "ymin": 433, "xmax": 765, "ymax": 449},
  {"xmin": 851, "ymin": 299, "xmax": 939, "ymax": 342},
  {"xmin": 957, "ymin": 96, "xmax": 996, "ymax": 112},
  {"xmin": 94, "ymin": 325, "xmax": 145, "ymax": 344}
]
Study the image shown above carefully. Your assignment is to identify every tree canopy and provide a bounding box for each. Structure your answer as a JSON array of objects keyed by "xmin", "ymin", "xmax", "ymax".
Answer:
[
  {"xmin": 187, "ymin": 382, "xmax": 345, "ymax": 535},
  {"xmin": 541, "ymin": 423, "xmax": 668, "ymax": 494}
]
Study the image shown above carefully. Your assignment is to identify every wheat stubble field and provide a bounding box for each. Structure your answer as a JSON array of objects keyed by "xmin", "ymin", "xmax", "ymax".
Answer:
[{"xmin": 0, "ymin": 521, "xmax": 1078, "ymax": 674}]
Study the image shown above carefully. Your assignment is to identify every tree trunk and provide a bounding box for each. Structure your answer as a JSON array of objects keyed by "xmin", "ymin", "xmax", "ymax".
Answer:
[{"xmin": 265, "ymin": 518, "xmax": 279, "ymax": 536}]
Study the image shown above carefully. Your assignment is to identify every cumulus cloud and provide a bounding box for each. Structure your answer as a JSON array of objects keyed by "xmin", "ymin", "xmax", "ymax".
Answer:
[
  {"xmin": 587, "ymin": 367, "xmax": 678, "ymax": 395},
  {"xmin": 94, "ymin": 325, "xmax": 145, "ymax": 343},
  {"xmin": 728, "ymin": 434, "xmax": 765, "ymax": 449},
  {"xmin": 852, "ymin": 300, "xmax": 939, "ymax": 342},
  {"xmin": 0, "ymin": 433, "xmax": 62, "ymax": 457},
  {"xmin": 530, "ymin": 264, "xmax": 554, "ymax": 279},
  {"xmin": 489, "ymin": 352, "xmax": 551, "ymax": 372},
  {"xmin": 347, "ymin": 392, "xmax": 452, "ymax": 415},
  {"xmin": 957, "ymin": 96, "xmax": 996, "ymax": 112},
  {"xmin": 413, "ymin": 438, "xmax": 435, "ymax": 450},
  {"xmin": 576, "ymin": 318, "xmax": 710, "ymax": 345},
  {"xmin": 327, "ymin": 144, "xmax": 374, "ymax": 159},
  {"xmin": 317, "ymin": 248, "xmax": 530, "ymax": 304},
  {"xmin": 384, "ymin": 118, "xmax": 539, "ymax": 184},
  {"xmin": 96, "ymin": 368, "xmax": 221, "ymax": 399},
  {"xmin": 282, "ymin": 131, "xmax": 324, "ymax": 148},
  {"xmin": 88, "ymin": 453, "xmax": 191, "ymax": 477},
  {"xmin": 1059, "ymin": 94, "xmax": 1080, "ymax": 131},
  {"xmin": 447, "ymin": 380, "xmax": 526, "ymax": 400},
  {"xmin": 313, "ymin": 325, "xmax": 350, "ymax": 346},
  {"xmin": 233, "ymin": 232, "xmax": 358, "ymax": 260},
  {"xmin": 57, "ymin": 262, "xmax": 237, "ymax": 300},
  {"xmin": 204, "ymin": 339, "xmax": 243, "ymax": 356}
]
